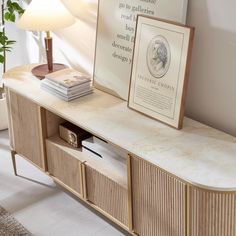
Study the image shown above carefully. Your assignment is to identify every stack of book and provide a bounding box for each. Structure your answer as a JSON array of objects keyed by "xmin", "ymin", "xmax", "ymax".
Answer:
[{"xmin": 41, "ymin": 68, "xmax": 93, "ymax": 101}]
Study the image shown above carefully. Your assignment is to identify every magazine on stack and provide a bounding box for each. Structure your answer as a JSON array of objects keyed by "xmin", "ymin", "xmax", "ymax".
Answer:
[{"xmin": 41, "ymin": 68, "xmax": 93, "ymax": 101}]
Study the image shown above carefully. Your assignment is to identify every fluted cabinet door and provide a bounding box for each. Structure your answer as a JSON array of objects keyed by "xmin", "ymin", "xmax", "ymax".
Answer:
[
  {"xmin": 189, "ymin": 186, "xmax": 236, "ymax": 236},
  {"xmin": 131, "ymin": 157, "xmax": 186, "ymax": 236},
  {"xmin": 46, "ymin": 138, "xmax": 83, "ymax": 196},
  {"xmin": 8, "ymin": 90, "xmax": 46, "ymax": 170},
  {"xmin": 85, "ymin": 165, "xmax": 129, "ymax": 227}
]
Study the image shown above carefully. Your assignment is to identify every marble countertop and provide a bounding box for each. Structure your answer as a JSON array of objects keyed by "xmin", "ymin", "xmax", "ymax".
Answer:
[{"xmin": 4, "ymin": 65, "xmax": 236, "ymax": 191}]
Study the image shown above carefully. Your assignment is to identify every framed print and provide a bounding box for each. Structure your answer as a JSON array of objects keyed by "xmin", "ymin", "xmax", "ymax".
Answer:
[
  {"xmin": 94, "ymin": 0, "xmax": 188, "ymax": 100},
  {"xmin": 128, "ymin": 15, "xmax": 194, "ymax": 129}
]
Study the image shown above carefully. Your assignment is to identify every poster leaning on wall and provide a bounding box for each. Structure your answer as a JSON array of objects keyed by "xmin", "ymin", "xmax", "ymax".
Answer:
[
  {"xmin": 94, "ymin": 0, "xmax": 188, "ymax": 100},
  {"xmin": 128, "ymin": 16, "xmax": 194, "ymax": 129}
]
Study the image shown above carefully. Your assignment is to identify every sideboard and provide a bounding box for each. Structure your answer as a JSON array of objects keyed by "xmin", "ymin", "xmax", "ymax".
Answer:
[{"xmin": 3, "ymin": 65, "xmax": 236, "ymax": 236}]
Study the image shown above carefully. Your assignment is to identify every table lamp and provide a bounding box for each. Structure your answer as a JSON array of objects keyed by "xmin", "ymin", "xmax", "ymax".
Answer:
[{"xmin": 18, "ymin": 0, "xmax": 75, "ymax": 79}]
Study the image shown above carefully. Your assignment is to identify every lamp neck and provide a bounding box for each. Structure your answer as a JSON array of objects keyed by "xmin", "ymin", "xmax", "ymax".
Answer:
[
  {"xmin": 44, "ymin": 31, "xmax": 53, "ymax": 72},
  {"xmin": 46, "ymin": 31, "xmax": 51, "ymax": 39}
]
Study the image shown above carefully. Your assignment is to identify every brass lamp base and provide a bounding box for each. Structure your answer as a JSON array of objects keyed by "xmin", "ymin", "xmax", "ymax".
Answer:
[{"xmin": 32, "ymin": 63, "xmax": 68, "ymax": 80}]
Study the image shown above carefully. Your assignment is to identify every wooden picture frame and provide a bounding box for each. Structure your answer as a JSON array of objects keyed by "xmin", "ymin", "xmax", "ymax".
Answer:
[
  {"xmin": 93, "ymin": 0, "xmax": 189, "ymax": 101},
  {"xmin": 128, "ymin": 15, "xmax": 194, "ymax": 129}
]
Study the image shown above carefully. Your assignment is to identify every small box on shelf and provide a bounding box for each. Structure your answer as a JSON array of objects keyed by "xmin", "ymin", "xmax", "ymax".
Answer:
[{"xmin": 59, "ymin": 121, "xmax": 92, "ymax": 148}]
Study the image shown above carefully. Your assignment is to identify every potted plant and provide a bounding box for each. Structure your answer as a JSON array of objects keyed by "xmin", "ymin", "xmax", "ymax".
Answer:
[{"xmin": 0, "ymin": 0, "xmax": 24, "ymax": 130}]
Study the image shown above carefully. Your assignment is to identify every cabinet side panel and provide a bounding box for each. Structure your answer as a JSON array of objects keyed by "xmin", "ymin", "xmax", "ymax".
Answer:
[
  {"xmin": 132, "ymin": 157, "xmax": 186, "ymax": 236},
  {"xmin": 189, "ymin": 187, "xmax": 236, "ymax": 236},
  {"xmin": 86, "ymin": 166, "xmax": 129, "ymax": 227},
  {"xmin": 45, "ymin": 110, "xmax": 65, "ymax": 138},
  {"xmin": 5, "ymin": 88, "xmax": 14, "ymax": 149},
  {"xmin": 9, "ymin": 91, "xmax": 44, "ymax": 168}
]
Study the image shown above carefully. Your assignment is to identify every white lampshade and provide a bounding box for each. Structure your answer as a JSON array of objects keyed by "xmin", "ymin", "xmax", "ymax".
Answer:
[
  {"xmin": 18, "ymin": 0, "xmax": 75, "ymax": 31},
  {"xmin": 61, "ymin": 0, "xmax": 88, "ymax": 17}
]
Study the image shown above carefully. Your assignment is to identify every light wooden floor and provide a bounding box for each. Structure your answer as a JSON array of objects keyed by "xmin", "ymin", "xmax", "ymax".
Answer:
[{"xmin": 0, "ymin": 130, "xmax": 127, "ymax": 236}]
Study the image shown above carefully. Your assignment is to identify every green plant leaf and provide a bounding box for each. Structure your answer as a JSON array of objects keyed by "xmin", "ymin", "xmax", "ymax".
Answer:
[
  {"xmin": 12, "ymin": 2, "xmax": 20, "ymax": 9},
  {"xmin": 4, "ymin": 12, "xmax": 10, "ymax": 21},
  {"xmin": 12, "ymin": 2, "xmax": 24, "ymax": 12},
  {"xmin": 6, "ymin": 40, "xmax": 16, "ymax": 45},
  {"xmin": 3, "ymin": 46, "xmax": 12, "ymax": 49},
  {"xmin": 4, "ymin": 1, "xmax": 24, "ymax": 21},
  {"xmin": 1, "ymin": 0, "xmax": 25, "ymax": 69},
  {"xmin": 0, "ymin": 55, "xmax": 5, "ymax": 64},
  {"xmin": 9, "ymin": 13, "xmax": 16, "ymax": 22},
  {"xmin": 0, "ymin": 38, "xmax": 5, "ymax": 45}
]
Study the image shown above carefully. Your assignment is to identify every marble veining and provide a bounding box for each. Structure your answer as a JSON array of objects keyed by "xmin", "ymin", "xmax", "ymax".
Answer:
[{"xmin": 4, "ymin": 65, "xmax": 236, "ymax": 190}]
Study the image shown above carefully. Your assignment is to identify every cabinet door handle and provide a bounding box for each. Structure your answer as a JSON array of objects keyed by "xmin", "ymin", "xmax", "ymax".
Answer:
[
  {"xmin": 81, "ymin": 161, "xmax": 88, "ymax": 200},
  {"xmin": 127, "ymin": 154, "xmax": 134, "ymax": 231}
]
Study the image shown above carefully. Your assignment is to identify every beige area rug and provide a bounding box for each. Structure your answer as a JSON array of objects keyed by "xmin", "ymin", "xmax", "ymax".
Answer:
[{"xmin": 0, "ymin": 205, "xmax": 33, "ymax": 236}]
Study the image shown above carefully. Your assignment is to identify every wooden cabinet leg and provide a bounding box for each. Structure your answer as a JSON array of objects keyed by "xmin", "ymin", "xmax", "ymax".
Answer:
[{"xmin": 11, "ymin": 150, "xmax": 17, "ymax": 176}]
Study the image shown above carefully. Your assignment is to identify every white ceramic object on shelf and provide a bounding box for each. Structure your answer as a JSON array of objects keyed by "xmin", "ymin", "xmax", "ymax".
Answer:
[{"xmin": 0, "ymin": 95, "xmax": 8, "ymax": 130}]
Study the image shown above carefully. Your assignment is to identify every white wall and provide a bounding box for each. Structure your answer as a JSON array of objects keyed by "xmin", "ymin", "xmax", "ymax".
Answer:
[
  {"xmin": 0, "ymin": 22, "xmax": 26, "ymax": 73},
  {"xmin": 5, "ymin": 0, "xmax": 236, "ymax": 137},
  {"xmin": 186, "ymin": 0, "xmax": 236, "ymax": 137}
]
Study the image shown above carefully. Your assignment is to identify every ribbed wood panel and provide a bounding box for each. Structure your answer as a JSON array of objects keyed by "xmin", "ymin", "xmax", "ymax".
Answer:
[
  {"xmin": 132, "ymin": 157, "xmax": 186, "ymax": 236},
  {"xmin": 86, "ymin": 166, "xmax": 129, "ymax": 226},
  {"xmin": 189, "ymin": 187, "xmax": 236, "ymax": 236},
  {"xmin": 9, "ymin": 91, "xmax": 45, "ymax": 169},
  {"xmin": 46, "ymin": 140, "xmax": 82, "ymax": 195}
]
